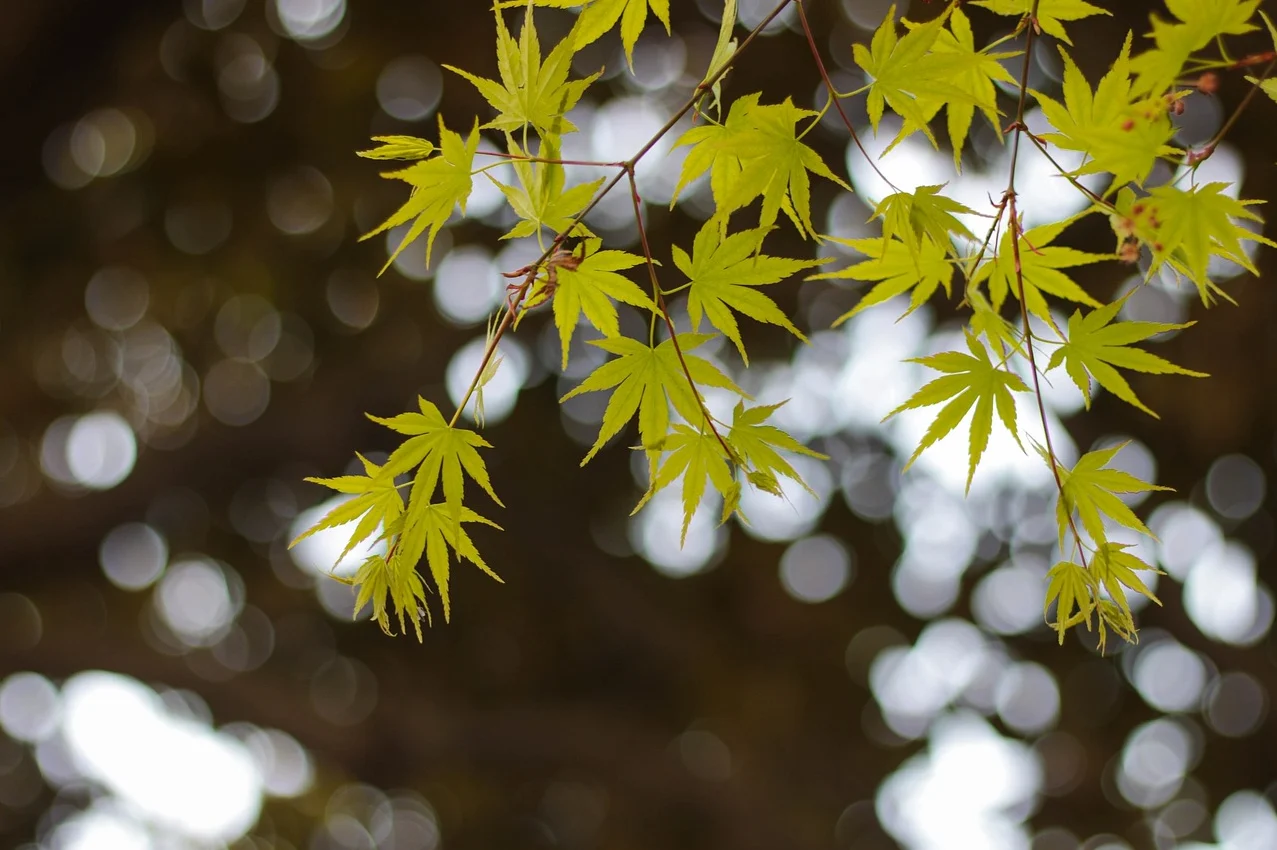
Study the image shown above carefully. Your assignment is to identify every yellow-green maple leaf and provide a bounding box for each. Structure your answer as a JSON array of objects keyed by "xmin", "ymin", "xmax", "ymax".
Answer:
[
  {"xmin": 1044, "ymin": 560, "xmax": 1096, "ymax": 643},
  {"xmin": 350, "ymin": 554, "xmax": 429, "ymax": 640},
  {"xmin": 1091, "ymin": 541, "xmax": 1162, "ymax": 634},
  {"xmin": 534, "ymin": 248, "xmax": 656, "ymax": 369},
  {"xmin": 635, "ymin": 424, "xmax": 735, "ymax": 544},
  {"xmin": 445, "ymin": 8, "xmax": 599, "ymax": 138},
  {"xmin": 394, "ymin": 503, "xmax": 502, "ymax": 624},
  {"xmin": 1047, "ymin": 297, "xmax": 1206, "ymax": 417},
  {"xmin": 971, "ymin": 217, "xmax": 1107, "ymax": 330},
  {"xmin": 1131, "ymin": 0, "xmax": 1261, "ymax": 94},
  {"xmin": 673, "ymin": 220, "xmax": 825, "ymax": 364},
  {"xmin": 887, "ymin": 330, "xmax": 1030, "ymax": 492},
  {"xmin": 871, "ymin": 185, "xmax": 977, "ymax": 257},
  {"xmin": 572, "ymin": 0, "xmax": 671, "ymax": 66},
  {"xmin": 291, "ymin": 453, "xmax": 404, "ymax": 566},
  {"xmin": 361, "ymin": 117, "xmax": 478, "ymax": 274},
  {"xmin": 726, "ymin": 400, "xmax": 827, "ymax": 497},
  {"xmin": 811, "ymin": 235, "xmax": 954, "ymax": 324},
  {"xmin": 559, "ymin": 333, "xmax": 746, "ymax": 464},
  {"xmin": 1044, "ymin": 443, "xmax": 1170, "ymax": 551},
  {"xmin": 970, "ymin": 0, "xmax": 1110, "ymax": 45},
  {"xmin": 494, "ymin": 138, "xmax": 604, "ymax": 241},
  {"xmin": 357, "ymin": 136, "xmax": 436, "ymax": 161}
]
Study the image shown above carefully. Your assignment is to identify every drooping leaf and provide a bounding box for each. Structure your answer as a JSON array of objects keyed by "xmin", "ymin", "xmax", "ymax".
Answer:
[
  {"xmin": 360, "ymin": 116, "xmax": 479, "ymax": 274},
  {"xmin": 445, "ymin": 8, "xmax": 599, "ymax": 138},
  {"xmin": 971, "ymin": 217, "xmax": 1107, "ymax": 330},
  {"xmin": 1044, "ymin": 560, "xmax": 1096, "ymax": 644},
  {"xmin": 673, "ymin": 220, "xmax": 826, "ymax": 364},
  {"xmin": 699, "ymin": 0, "xmax": 739, "ymax": 119},
  {"xmin": 1047, "ymin": 297, "xmax": 1206, "ymax": 417},
  {"xmin": 925, "ymin": 8, "xmax": 1020, "ymax": 166},
  {"xmin": 357, "ymin": 136, "xmax": 436, "ymax": 160},
  {"xmin": 291, "ymin": 453, "xmax": 404, "ymax": 567},
  {"xmin": 395, "ymin": 503, "xmax": 502, "ymax": 624},
  {"xmin": 726, "ymin": 400, "xmax": 827, "ymax": 497},
  {"xmin": 1043, "ymin": 443, "xmax": 1171, "ymax": 551},
  {"xmin": 351, "ymin": 554, "xmax": 429, "ymax": 641},
  {"xmin": 371, "ymin": 397, "xmax": 504, "ymax": 528},
  {"xmin": 871, "ymin": 185, "xmax": 977, "ymax": 256},
  {"xmin": 970, "ymin": 0, "xmax": 1110, "ymax": 45},
  {"xmin": 1091, "ymin": 540, "xmax": 1162, "ymax": 633},
  {"xmin": 559, "ymin": 334, "xmax": 747, "ymax": 465},
  {"xmin": 812, "ymin": 235, "xmax": 954, "ymax": 324},
  {"xmin": 634, "ymin": 424, "xmax": 735, "ymax": 543},
  {"xmin": 886, "ymin": 330, "xmax": 1030, "ymax": 492},
  {"xmin": 571, "ymin": 0, "xmax": 671, "ymax": 65}
]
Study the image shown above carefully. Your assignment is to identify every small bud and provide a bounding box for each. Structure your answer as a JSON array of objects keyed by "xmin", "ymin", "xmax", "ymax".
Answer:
[{"xmin": 1197, "ymin": 72, "xmax": 1220, "ymax": 94}]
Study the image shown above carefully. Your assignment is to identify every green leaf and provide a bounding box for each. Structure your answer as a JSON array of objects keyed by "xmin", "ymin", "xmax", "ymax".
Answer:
[
  {"xmin": 1092, "ymin": 541, "xmax": 1162, "ymax": 632},
  {"xmin": 673, "ymin": 220, "xmax": 825, "ymax": 364},
  {"xmin": 360, "ymin": 116, "xmax": 479, "ymax": 274},
  {"xmin": 571, "ymin": 0, "xmax": 671, "ymax": 65},
  {"xmin": 1045, "ymin": 443, "xmax": 1171, "ymax": 551},
  {"xmin": 534, "ymin": 247, "xmax": 656, "ymax": 369},
  {"xmin": 560, "ymin": 333, "xmax": 747, "ymax": 465},
  {"xmin": 1132, "ymin": 183, "xmax": 1276, "ymax": 305},
  {"xmin": 1044, "ymin": 560, "xmax": 1096, "ymax": 644},
  {"xmin": 635, "ymin": 424, "xmax": 735, "ymax": 544},
  {"xmin": 1033, "ymin": 37, "xmax": 1179, "ymax": 189},
  {"xmin": 812, "ymin": 235, "xmax": 954, "ymax": 324},
  {"xmin": 494, "ymin": 138, "xmax": 604, "ymax": 240},
  {"xmin": 357, "ymin": 136, "xmax": 436, "ymax": 160},
  {"xmin": 445, "ymin": 8, "xmax": 600, "ymax": 138},
  {"xmin": 351, "ymin": 553, "xmax": 429, "ymax": 641},
  {"xmin": 395, "ymin": 503, "xmax": 502, "ymax": 624},
  {"xmin": 291, "ymin": 453, "xmax": 404, "ymax": 567},
  {"xmin": 871, "ymin": 185, "xmax": 977, "ymax": 256},
  {"xmin": 926, "ymin": 8, "xmax": 1020, "ymax": 166},
  {"xmin": 699, "ymin": 0, "xmax": 738, "ymax": 119},
  {"xmin": 671, "ymin": 96, "xmax": 851, "ymax": 237},
  {"xmin": 970, "ymin": 0, "xmax": 1110, "ymax": 45},
  {"xmin": 727, "ymin": 400, "xmax": 827, "ymax": 497},
  {"xmin": 971, "ymin": 217, "xmax": 1107, "ymax": 330},
  {"xmin": 1132, "ymin": 0, "xmax": 1261, "ymax": 94},
  {"xmin": 886, "ymin": 330, "xmax": 1030, "ymax": 492},
  {"xmin": 371, "ymin": 397, "xmax": 504, "ymax": 528},
  {"xmin": 1047, "ymin": 297, "xmax": 1207, "ymax": 417}
]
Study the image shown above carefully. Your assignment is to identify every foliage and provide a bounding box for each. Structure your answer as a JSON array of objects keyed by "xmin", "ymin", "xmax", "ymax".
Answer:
[{"xmin": 293, "ymin": 0, "xmax": 1275, "ymax": 646}]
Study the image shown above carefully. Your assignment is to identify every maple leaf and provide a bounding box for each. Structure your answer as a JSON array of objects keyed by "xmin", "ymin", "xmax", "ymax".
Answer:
[
  {"xmin": 350, "ymin": 554, "xmax": 430, "ymax": 640},
  {"xmin": 671, "ymin": 96, "xmax": 851, "ymax": 237},
  {"xmin": 361, "ymin": 116, "xmax": 479, "ymax": 274},
  {"xmin": 726, "ymin": 400, "xmax": 827, "ymax": 497},
  {"xmin": 559, "ymin": 333, "xmax": 746, "ymax": 465},
  {"xmin": 971, "ymin": 217, "xmax": 1107, "ymax": 330},
  {"xmin": 1044, "ymin": 560, "xmax": 1096, "ymax": 644},
  {"xmin": 871, "ymin": 185, "xmax": 976, "ymax": 257},
  {"xmin": 445, "ymin": 8, "xmax": 599, "ymax": 138},
  {"xmin": 371, "ymin": 397, "xmax": 504, "ymax": 527},
  {"xmin": 886, "ymin": 330, "xmax": 1030, "ymax": 492},
  {"xmin": 1121, "ymin": 183, "xmax": 1276, "ymax": 305},
  {"xmin": 534, "ymin": 247, "xmax": 656, "ymax": 369},
  {"xmin": 673, "ymin": 221, "xmax": 825, "ymax": 364},
  {"xmin": 1044, "ymin": 443, "xmax": 1171, "ymax": 551},
  {"xmin": 1091, "ymin": 541, "xmax": 1162, "ymax": 633},
  {"xmin": 1033, "ymin": 36, "xmax": 1179, "ymax": 189},
  {"xmin": 811, "ymin": 235, "xmax": 954, "ymax": 324},
  {"xmin": 1131, "ymin": 0, "xmax": 1261, "ymax": 94},
  {"xmin": 925, "ymin": 8, "xmax": 1020, "ymax": 165},
  {"xmin": 571, "ymin": 0, "xmax": 671, "ymax": 66},
  {"xmin": 357, "ymin": 136, "xmax": 436, "ymax": 160},
  {"xmin": 291, "ymin": 453, "xmax": 404, "ymax": 566},
  {"xmin": 970, "ymin": 0, "xmax": 1110, "ymax": 45},
  {"xmin": 394, "ymin": 503, "xmax": 502, "ymax": 624},
  {"xmin": 494, "ymin": 138, "xmax": 604, "ymax": 240},
  {"xmin": 634, "ymin": 424, "xmax": 735, "ymax": 544},
  {"xmin": 1047, "ymin": 297, "xmax": 1206, "ymax": 417}
]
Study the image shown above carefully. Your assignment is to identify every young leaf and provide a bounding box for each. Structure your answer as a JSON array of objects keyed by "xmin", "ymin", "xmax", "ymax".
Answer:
[
  {"xmin": 1046, "ymin": 443, "xmax": 1171, "ymax": 551},
  {"xmin": 358, "ymin": 136, "xmax": 436, "ymax": 160},
  {"xmin": 699, "ymin": 0, "xmax": 739, "ymax": 119},
  {"xmin": 1092, "ymin": 541, "xmax": 1162, "ymax": 633},
  {"xmin": 970, "ymin": 0, "xmax": 1110, "ymax": 45},
  {"xmin": 635, "ymin": 424, "xmax": 735, "ymax": 544},
  {"xmin": 871, "ymin": 185, "xmax": 977, "ymax": 256},
  {"xmin": 371, "ymin": 397, "xmax": 504, "ymax": 527},
  {"xmin": 291, "ymin": 453, "xmax": 404, "ymax": 566},
  {"xmin": 1131, "ymin": 0, "xmax": 1261, "ymax": 94},
  {"xmin": 534, "ymin": 248, "xmax": 656, "ymax": 369},
  {"xmin": 673, "ymin": 221, "xmax": 825, "ymax": 364},
  {"xmin": 927, "ymin": 8, "xmax": 1019, "ymax": 166},
  {"xmin": 360, "ymin": 116, "xmax": 479, "ymax": 274},
  {"xmin": 559, "ymin": 334, "xmax": 747, "ymax": 465},
  {"xmin": 494, "ymin": 138, "xmax": 604, "ymax": 240},
  {"xmin": 811, "ymin": 235, "xmax": 954, "ymax": 324},
  {"xmin": 445, "ymin": 9, "xmax": 599, "ymax": 138},
  {"xmin": 395, "ymin": 503, "xmax": 502, "ymax": 624},
  {"xmin": 886, "ymin": 330, "xmax": 1030, "ymax": 492},
  {"xmin": 1044, "ymin": 560, "xmax": 1096, "ymax": 644},
  {"xmin": 351, "ymin": 554, "xmax": 430, "ymax": 641},
  {"xmin": 971, "ymin": 217, "xmax": 1107, "ymax": 330},
  {"xmin": 1033, "ymin": 37, "xmax": 1179, "ymax": 189},
  {"xmin": 727, "ymin": 400, "xmax": 827, "ymax": 497},
  {"xmin": 1047, "ymin": 297, "xmax": 1207, "ymax": 417},
  {"xmin": 572, "ymin": 0, "xmax": 671, "ymax": 65}
]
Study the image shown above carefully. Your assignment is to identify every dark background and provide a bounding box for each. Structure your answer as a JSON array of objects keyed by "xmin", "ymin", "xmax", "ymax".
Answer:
[{"xmin": 1, "ymin": 1, "xmax": 1276, "ymax": 849}]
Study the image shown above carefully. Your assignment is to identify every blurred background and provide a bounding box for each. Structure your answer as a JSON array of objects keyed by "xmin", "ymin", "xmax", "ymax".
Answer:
[{"xmin": 1, "ymin": 0, "xmax": 1276, "ymax": 848}]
